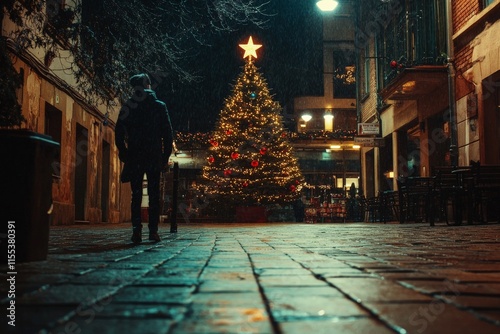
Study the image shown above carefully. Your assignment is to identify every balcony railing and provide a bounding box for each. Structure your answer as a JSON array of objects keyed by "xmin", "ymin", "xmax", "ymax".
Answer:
[{"xmin": 375, "ymin": 0, "xmax": 448, "ymax": 87}]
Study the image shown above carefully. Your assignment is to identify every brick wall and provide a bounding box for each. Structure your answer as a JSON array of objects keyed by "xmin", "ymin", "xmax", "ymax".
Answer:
[
  {"xmin": 453, "ymin": 0, "xmax": 482, "ymax": 98},
  {"xmin": 453, "ymin": 0, "xmax": 481, "ymax": 33},
  {"xmin": 455, "ymin": 45, "xmax": 473, "ymax": 74}
]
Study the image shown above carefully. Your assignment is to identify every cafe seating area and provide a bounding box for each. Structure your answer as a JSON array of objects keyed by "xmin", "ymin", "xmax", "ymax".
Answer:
[{"xmin": 364, "ymin": 163, "xmax": 500, "ymax": 225}]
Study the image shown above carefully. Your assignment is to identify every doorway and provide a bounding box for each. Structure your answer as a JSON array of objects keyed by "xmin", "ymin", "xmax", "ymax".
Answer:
[
  {"xmin": 365, "ymin": 149, "xmax": 375, "ymax": 198},
  {"xmin": 406, "ymin": 124, "xmax": 421, "ymax": 177},
  {"xmin": 482, "ymin": 74, "xmax": 500, "ymax": 164},
  {"xmin": 379, "ymin": 135, "xmax": 394, "ymax": 191},
  {"xmin": 101, "ymin": 140, "xmax": 110, "ymax": 222},
  {"xmin": 75, "ymin": 124, "xmax": 88, "ymax": 221}
]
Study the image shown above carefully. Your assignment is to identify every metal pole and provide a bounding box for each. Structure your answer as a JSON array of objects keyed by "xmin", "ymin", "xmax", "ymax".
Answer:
[
  {"xmin": 343, "ymin": 148, "xmax": 347, "ymax": 196},
  {"xmin": 446, "ymin": 0, "xmax": 458, "ymax": 166},
  {"xmin": 170, "ymin": 162, "xmax": 179, "ymax": 233}
]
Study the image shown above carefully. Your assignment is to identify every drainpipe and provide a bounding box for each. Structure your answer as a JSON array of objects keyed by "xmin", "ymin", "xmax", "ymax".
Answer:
[
  {"xmin": 354, "ymin": 1, "xmax": 361, "ymax": 126},
  {"xmin": 446, "ymin": 0, "xmax": 458, "ymax": 166},
  {"xmin": 354, "ymin": 0, "xmax": 363, "ymax": 196}
]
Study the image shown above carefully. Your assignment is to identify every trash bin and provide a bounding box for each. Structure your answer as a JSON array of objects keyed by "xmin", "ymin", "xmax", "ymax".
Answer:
[{"xmin": 0, "ymin": 130, "xmax": 60, "ymax": 262}]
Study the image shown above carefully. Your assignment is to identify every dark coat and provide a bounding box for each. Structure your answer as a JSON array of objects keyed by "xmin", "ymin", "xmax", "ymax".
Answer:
[{"xmin": 115, "ymin": 89, "xmax": 173, "ymax": 174}]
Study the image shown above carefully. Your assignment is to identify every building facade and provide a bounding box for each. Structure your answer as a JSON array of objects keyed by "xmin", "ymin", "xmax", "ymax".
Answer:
[
  {"xmin": 357, "ymin": 0, "xmax": 500, "ymax": 198},
  {"xmin": 2, "ymin": 2, "xmax": 131, "ymax": 225},
  {"xmin": 293, "ymin": 2, "xmax": 360, "ymax": 198}
]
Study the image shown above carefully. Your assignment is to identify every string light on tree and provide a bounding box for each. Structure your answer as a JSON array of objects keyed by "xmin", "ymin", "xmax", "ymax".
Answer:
[{"xmin": 199, "ymin": 36, "xmax": 304, "ymax": 207}]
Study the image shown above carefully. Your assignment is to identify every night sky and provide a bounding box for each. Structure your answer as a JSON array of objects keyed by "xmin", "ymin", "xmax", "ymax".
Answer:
[{"xmin": 155, "ymin": 1, "xmax": 324, "ymax": 133}]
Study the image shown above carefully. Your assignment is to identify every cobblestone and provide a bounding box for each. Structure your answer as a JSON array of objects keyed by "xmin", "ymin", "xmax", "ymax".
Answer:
[{"xmin": 2, "ymin": 222, "xmax": 500, "ymax": 333}]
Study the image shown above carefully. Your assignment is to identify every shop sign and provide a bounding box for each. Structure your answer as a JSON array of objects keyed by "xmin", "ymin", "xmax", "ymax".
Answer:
[
  {"xmin": 354, "ymin": 137, "xmax": 385, "ymax": 147},
  {"xmin": 357, "ymin": 123, "xmax": 380, "ymax": 135}
]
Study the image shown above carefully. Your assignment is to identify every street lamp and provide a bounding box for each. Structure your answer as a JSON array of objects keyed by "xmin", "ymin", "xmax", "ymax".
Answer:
[
  {"xmin": 300, "ymin": 114, "xmax": 312, "ymax": 132},
  {"xmin": 316, "ymin": 0, "xmax": 339, "ymax": 12},
  {"xmin": 301, "ymin": 114, "xmax": 312, "ymax": 122}
]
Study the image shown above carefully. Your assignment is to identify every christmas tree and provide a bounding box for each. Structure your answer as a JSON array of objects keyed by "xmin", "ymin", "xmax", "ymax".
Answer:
[{"xmin": 199, "ymin": 36, "xmax": 303, "ymax": 208}]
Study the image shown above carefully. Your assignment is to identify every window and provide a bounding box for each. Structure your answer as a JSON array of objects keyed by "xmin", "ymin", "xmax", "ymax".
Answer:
[
  {"xmin": 363, "ymin": 44, "xmax": 370, "ymax": 97},
  {"xmin": 333, "ymin": 50, "xmax": 356, "ymax": 99},
  {"xmin": 16, "ymin": 68, "xmax": 24, "ymax": 106},
  {"xmin": 46, "ymin": 0, "xmax": 64, "ymax": 21},
  {"xmin": 45, "ymin": 0, "xmax": 74, "ymax": 43},
  {"xmin": 80, "ymin": 0, "xmax": 112, "ymax": 69},
  {"xmin": 45, "ymin": 103, "xmax": 62, "ymax": 177},
  {"xmin": 483, "ymin": 0, "xmax": 495, "ymax": 9}
]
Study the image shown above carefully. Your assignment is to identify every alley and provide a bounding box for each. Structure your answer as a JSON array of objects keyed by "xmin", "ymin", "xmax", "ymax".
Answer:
[{"xmin": 2, "ymin": 222, "xmax": 500, "ymax": 333}]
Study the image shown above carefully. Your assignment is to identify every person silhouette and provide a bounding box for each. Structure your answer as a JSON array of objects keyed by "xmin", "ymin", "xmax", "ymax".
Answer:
[{"xmin": 115, "ymin": 73, "xmax": 173, "ymax": 243}]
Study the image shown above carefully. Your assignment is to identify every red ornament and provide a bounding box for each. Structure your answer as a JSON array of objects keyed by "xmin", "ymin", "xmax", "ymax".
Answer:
[
  {"xmin": 259, "ymin": 147, "xmax": 267, "ymax": 155},
  {"xmin": 390, "ymin": 60, "xmax": 398, "ymax": 68},
  {"xmin": 251, "ymin": 160, "xmax": 259, "ymax": 168},
  {"xmin": 224, "ymin": 169, "xmax": 232, "ymax": 176},
  {"xmin": 290, "ymin": 185, "xmax": 296, "ymax": 192},
  {"xmin": 231, "ymin": 152, "xmax": 240, "ymax": 160},
  {"xmin": 295, "ymin": 179, "xmax": 300, "ymax": 185},
  {"xmin": 281, "ymin": 132, "xmax": 287, "ymax": 138},
  {"xmin": 226, "ymin": 129, "xmax": 233, "ymax": 135},
  {"xmin": 210, "ymin": 140, "xmax": 219, "ymax": 147},
  {"xmin": 242, "ymin": 181, "xmax": 249, "ymax": 187},
  {"xmin": 208, "ymin": 156, "xmax": 215, "ymax": 164}
]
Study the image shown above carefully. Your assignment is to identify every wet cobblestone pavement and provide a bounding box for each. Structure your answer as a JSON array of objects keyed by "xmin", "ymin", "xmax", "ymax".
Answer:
[{"xmin": 2, "ymin": 222, "xmax": 500, "ymax": 333}]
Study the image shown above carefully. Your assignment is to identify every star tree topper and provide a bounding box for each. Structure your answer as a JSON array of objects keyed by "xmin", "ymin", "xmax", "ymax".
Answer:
[{"xmin": 239, "ymin": 36, "xmax": 262, "ymax": 61}]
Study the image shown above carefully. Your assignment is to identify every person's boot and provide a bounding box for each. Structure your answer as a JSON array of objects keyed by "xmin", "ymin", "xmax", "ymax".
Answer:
[
  {"xmin": 149, "ymin": 232, "xmax": 161, "ymax": 242},
  {"xmin": 131, "ymin": 226, "xmax": 142, "ymax": 244}
]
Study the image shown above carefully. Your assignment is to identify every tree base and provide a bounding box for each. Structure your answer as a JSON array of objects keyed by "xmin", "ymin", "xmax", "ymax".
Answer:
[{"xmin": 235, "ymin": 206, "xmax": 267, "ymax": 223}]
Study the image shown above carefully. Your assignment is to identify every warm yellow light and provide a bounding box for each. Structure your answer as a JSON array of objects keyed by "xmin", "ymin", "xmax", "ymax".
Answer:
[
  {"xmin": 301, "ymin": 114, "xmax": 312, "ymax": 122},
  {"xmin": 330, "ymin": 145, "xmax": 341, "ymax": 149},
  {"xmin": 324, "ymin": 112, "xmax": 333, "ymax": 131},
  {"xmin": 239, "ymin": 36, "xmax": 262, "ymax": 60},
  {"xmin": 316, "ymin": 0, "xmax": 338, "ymax": 12},
  {"xmin": 384, "ymin": 171, "xmax": 394, "ymax": 178},
  {"xmin": 352, "ymin": 145, "xmax": 361, "ymax": 149},
  {"xmin": 402, "ymin": 80, "xmax": 416, "ymax": 92}
]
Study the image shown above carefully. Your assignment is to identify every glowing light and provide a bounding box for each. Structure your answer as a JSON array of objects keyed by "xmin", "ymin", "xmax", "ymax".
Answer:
[
  {"xmin": 330, "ymin": 145, "xmax": 341, "ymax": 149},
  {"xmin": 324, "ymin": 111, "xmax": 333, "ymax": 131},
  {"xmin": 301, "ymin": 114, "xmax": 312, "ymax": 122},
  {"xmin": 352, "ymin": 145, "xmax": 361, "ymax": 149},
  {"xmin": 199, "ymin": 55, "xmax": 304, "ymax": 206},
  {"xmin": 239, "ymin": 36, "xmax": 262, "ymax": 60},
  {"xmin": 316, "ymin": 0, "xmax": 338, "ymax": 12}
]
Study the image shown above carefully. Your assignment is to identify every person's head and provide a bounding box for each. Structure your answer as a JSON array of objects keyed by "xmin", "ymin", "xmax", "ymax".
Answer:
[{"xmin": 129, "ymin": 73, "xmax": 151, "ymax": 90}]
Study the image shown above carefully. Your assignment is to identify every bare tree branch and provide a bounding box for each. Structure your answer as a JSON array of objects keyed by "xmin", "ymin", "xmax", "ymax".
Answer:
[{"xmin": 3, "ymin": 0, "xmax": 270, "ymax": 112}]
